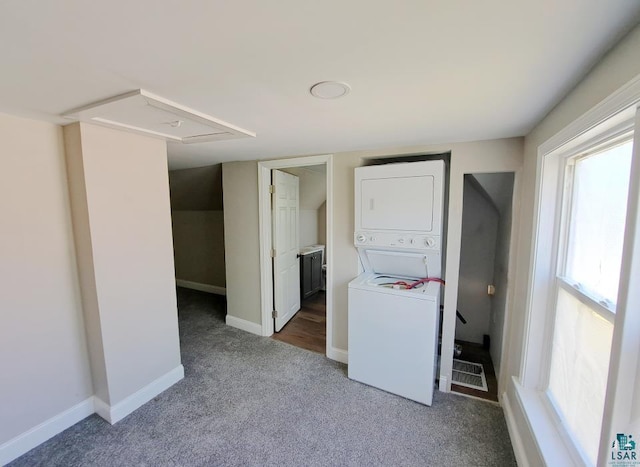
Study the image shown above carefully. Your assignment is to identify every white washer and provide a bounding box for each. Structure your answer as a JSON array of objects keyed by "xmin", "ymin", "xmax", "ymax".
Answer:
[
  {"xmin": 348, "ymin": 253, "xmax": 441, "ymax": 405},
  {"xmin": 348, "ymin": 160, "xmax": 445, "ymax": 406}
]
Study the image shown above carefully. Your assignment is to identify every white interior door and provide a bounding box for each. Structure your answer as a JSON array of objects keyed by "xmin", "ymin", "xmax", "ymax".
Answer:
[{"xmin": 273, "ymin": 170, "xmax": 300, "ymax": 331}]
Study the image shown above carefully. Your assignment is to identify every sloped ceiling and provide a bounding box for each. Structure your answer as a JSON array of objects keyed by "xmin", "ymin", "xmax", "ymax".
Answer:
[
  {"xmin": 282, "ymin": 166, "xmax": 327, "ymax": 210},
  {"xmin": 169, "ymin": 165, "xmax": 223, "ymax": 210}
]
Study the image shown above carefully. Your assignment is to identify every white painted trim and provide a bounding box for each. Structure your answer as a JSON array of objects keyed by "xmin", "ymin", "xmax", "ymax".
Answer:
[
  {"xmin": 327, "ymin": 346, "xmax": 348, "ymax": 364},
  {"xmin": 325, "ymin": 157, "xmax": 335, "ymax": 358},
  {"xmin": 63, "ymin": 89, "xmax": 255, "ymax": 143},
  {"xmin": 598, "ymin": 110, "xmax": 640, "ymax": 466},
  {"xmin": 225, "ymin": 315, "xmax": 263, "ymax": 336},
  {"xmin": 258, "ymin": 163, "xmax": 274, "ymax": 337},
  {"xmin": 502, "ymin": 391, "xmax": 531, "ymax": 467},
  {"xmin": 497, "ymin": 171, "xmax": 523, "ymax": 395},
  {"xmin": 0, "ymin": 398, "xmax": 94, "ymax": 465},
  {"xmin": 440, "ymin": 156, "xmax": 523, "ymax": 395},
  {"xmin": 94, "ymin": 365, "xmax": 184, "ymax": 424},
  {"xmin": 93, "ymin": 397, "xmax": 111, "ymax": 423},
  {"xmin": 257, "ymin": 155, "xmax": 337, "ymax": 360},
  {"xmin": 520, "ymin": 72, "xmax": 640, "ymax": 467},
  {"xmin": 539, "ymin": 74, "xmax": 640, "ymax": 156},
  {"xmin": 512, "ymin": 381, "xmax": 579, "ymax": 466},
  {"xmin": 454, "ymin": 391, "xmax": 501, "ymax": 406},
  {"xmin": 176, "ymin": 279, "xmax": 226, "ymax": 296}
]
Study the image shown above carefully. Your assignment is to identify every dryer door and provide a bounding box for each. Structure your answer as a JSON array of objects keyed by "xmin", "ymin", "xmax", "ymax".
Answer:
[
  {"xmin": 355, "ymin": 160, "xmax": 444, "ymax": 235},
  {"xmin": 360, "ymin": 175, "xmax": 434, "ymax": 232}
]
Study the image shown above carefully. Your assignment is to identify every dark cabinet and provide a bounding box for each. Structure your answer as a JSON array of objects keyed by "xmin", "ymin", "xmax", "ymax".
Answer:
[{"xmin": 300, "ymin": 250, "xmax": 323, "ymax": 299}]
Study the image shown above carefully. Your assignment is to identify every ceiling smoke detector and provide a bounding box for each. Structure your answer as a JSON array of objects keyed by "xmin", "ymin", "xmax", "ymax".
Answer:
[{"xmin": 310, "ymin": 81, "xmax": 351, "ymax": 99}]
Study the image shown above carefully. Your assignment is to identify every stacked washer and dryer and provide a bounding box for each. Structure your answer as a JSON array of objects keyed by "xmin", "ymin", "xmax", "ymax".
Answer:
[{"xmin": 348, "ymin": 160, "xmax": 445, "ymax": 406}]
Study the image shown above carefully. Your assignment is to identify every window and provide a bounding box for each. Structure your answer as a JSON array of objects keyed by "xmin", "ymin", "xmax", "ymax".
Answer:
[
  {"xmin": 563, "ymin": 139, "xmax": 634, "ymax": 307},
  {"xmin": 514, "ymin": 74, "xmax": 640, "ymax": 466},
  {"xmin": 548, "ymin": 135, "xmax": 633, "ymax": 464},
  {"xmin": 546, "ymin": 135, "xmax": 633, "ymax": 465}
]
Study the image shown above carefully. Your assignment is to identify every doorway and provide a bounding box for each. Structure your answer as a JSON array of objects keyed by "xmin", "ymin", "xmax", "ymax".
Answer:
[
  {"xmin": 450, "ymin": 172, "xmax": 515, "ymax": 402},
  {"xmin": 257, "ymin": 155, "xmax": 336, "ymax": 359},
  {"xmin": 271, "ymin": 165, "xmax": 327, "ymax": 353}
]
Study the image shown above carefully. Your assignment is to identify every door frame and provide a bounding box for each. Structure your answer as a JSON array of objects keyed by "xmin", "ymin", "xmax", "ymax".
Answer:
[
  {"xmin": 439, "ymin": 156, "xmax": 522, "ymax": 400},
  {"xmin": 257, "ymin": 154, "xmax": 336, "ymax": 358}
]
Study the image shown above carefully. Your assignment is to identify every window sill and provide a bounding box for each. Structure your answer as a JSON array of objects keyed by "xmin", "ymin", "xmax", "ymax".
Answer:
[{"xmin": 513, "ymin": 379, "xmax": 583, "ymax": 466}]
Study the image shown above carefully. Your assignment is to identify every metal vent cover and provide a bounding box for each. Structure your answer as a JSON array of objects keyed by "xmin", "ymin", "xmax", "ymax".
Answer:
[
  {"xmin": 451, "ymin": 359, "xmax": 488, "ymax": 391},
  {"xmin": 62, "ymin": 89, "xmax": 255, "ymax": 144}
]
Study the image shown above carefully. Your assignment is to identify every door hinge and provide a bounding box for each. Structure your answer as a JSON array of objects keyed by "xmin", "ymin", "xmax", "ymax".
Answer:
[
  {"xmin": 272, "ymin": 310, "xmax": 278, "ymax": 318},
  {"xmin": 271, "ymin": 248, "xmax": 276, "ymax": 258},
  {"xmin": 269, "ymin": 184, "xmax": 275, "ymax": 194}
]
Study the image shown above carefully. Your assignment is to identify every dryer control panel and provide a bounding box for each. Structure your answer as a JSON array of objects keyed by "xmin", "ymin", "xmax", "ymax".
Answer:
[{"xmin": 354, "ymin": 231, "xmax": 440, "ymax": 251}]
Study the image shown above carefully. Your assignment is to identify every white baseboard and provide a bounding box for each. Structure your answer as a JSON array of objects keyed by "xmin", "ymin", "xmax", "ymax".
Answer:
[
  {"xmin": 225, "ymin": 315, "xmax": 263, "ymax": 336},
  {"xmin": 94, "ymin": 365, "xmax": 184, "ymax": 425},
  {"xmin": 327, "ymin": 346, "xmax": 348, "ymax": 364},
  {"xmin": 502, "ymin": 391, "xmax": 530, "ymax": 467},
  {"xmin": 93, "ymin": 397, "xmax": 111, "ymax": 423},
  {"xmin": 439, "ymin": 375, "xmax": 450, "ymax": 393},
  {"xmin": 176, "ymin": 279, "xmax": 226, "ymax": 296},
  {"xmin": 0, "ymin": 397, "xmax": 94, "ymax": 465}
]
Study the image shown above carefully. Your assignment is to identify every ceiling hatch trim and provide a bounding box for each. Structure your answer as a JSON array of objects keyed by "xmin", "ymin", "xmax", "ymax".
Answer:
[{"xmin": 62, "ymin": 89, "xmax": 256, "ymax": 144}]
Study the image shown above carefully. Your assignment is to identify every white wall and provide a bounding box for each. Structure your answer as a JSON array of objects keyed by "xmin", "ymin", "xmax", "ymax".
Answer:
[
  {"xmin": 470, "ymin": 172, "xmax": 515, "ymax": 376},
  {"xmin": 488, "ymin": 177, "xmax": 514, "ymax": 378},
  {"xmin": 299, "ymin": 209, "xmax": 319, "ymax": 246},
  {"xmin": 64, "ymin": 122, "xmax": 182, "ymax": 409},
  {"xmin": 222, "ymin": 161, "xmax": 262, "ymax": 324},
  {"xmin": 335, "ymin": 140, "xmax": 523, "ymax": 353},
  {"xmin": 221, "ymin": 139, "xmax": 523, "ymax": 357},
  {"xmin": 456, "ymin": 178, "xmax": 498, "ymax": 344},
  {"xmin": 503, "ymin": 23, "xmax": 640, "ymax": 465},
  {"xmin": 0, "ymin": 114, "xmax": 93, "ymax": 447},
  {"xmin": 318, "ymin": 201, "xmax": 327, "ymax": 248}
]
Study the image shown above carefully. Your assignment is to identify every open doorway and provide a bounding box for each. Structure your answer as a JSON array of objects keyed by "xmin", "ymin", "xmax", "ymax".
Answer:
[
  {"xmin": 271, "ymin": 165, "xmax": 327, "ymax": 353},
  {"xmin": 450, "ymin": 172, "xmax": 515, "ymax": 402},
  {"xmin": 257, "ymin": 155, "xmax": 336, "ymax": 359}
]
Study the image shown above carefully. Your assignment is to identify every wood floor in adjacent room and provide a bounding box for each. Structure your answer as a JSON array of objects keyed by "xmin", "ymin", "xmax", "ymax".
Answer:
[
  {"xmin": 451, "ymin": 340, "xmax": 499, "ymax": 402},
  {"xmin": 272, "ymin": 291, "xmax": 326, "ymax": 354}
]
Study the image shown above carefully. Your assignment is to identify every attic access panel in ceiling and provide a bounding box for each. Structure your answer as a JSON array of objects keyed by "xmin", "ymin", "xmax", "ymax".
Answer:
[{"xmin": 62, "ymin": 89, "xmax": 255, "ymax": 144}]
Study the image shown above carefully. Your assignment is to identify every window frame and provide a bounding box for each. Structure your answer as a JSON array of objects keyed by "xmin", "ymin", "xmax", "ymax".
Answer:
[
  {"xmin": 557, "ymin": 133, "xmax": 634, "ymax": 315},
  {"xmin": 517, "ymin": 76, "xmax": 640, "ymax": 466},
  {"xmin": 540, "ymin": 129, "xmax": 633, "ymax": 465},
  {"xmin": 556, "ymin": 132, "xmax": 634, "ymax": 320}
]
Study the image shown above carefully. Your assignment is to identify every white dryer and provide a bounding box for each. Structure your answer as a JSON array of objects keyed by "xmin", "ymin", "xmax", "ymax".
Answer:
[{"xmin": 348, "ymin": 160, "xmax": 445, "ymax": 406}]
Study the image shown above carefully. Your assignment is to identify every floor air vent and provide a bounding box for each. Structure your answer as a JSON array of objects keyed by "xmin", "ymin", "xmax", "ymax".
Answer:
[{"xmin": 452, "ymin": 359, "xmax": 487, "ymax": 391}]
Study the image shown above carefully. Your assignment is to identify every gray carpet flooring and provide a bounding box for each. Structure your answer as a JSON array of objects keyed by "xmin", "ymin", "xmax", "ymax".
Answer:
[{"xmin": 10, "ymin": 288, "xmax": 516, "ymax": 466}]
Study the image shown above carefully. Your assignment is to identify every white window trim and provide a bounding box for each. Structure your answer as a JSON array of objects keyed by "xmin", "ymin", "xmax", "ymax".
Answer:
[
  {"xmin": 556, "ymin": 277, "xmax": 615, "ymax": 324},
  {"xmin": 558, "ymin": 131, "xmax": 634, "ymax": 316},
  {"xmin": 518, "ymin": 73, "xmax": 640, "ymax": 466}
]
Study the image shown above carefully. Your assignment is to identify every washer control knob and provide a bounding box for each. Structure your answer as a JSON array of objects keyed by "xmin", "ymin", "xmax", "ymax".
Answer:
[
  {"xmin": 356, "ymin": 233, "xmax": 367, "ymax": 243},
  {"xmin": 425, "ymin": 237, "xmax": 436, "ymax": 248}
]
